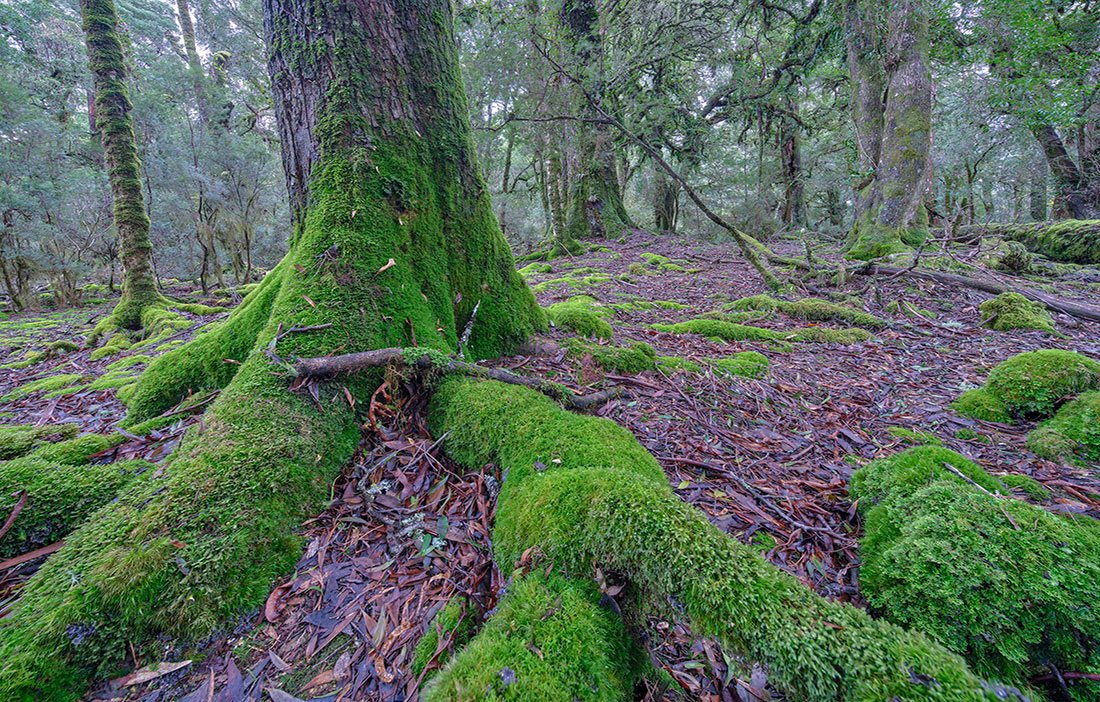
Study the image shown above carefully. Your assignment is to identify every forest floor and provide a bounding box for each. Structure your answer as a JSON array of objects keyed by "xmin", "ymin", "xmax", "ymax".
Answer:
[{"xmin": 2, "ymin": 233, "xmax": 1099, "ymax": 702}]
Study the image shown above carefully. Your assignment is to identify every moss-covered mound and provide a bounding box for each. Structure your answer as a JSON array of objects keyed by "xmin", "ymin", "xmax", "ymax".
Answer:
[
  {"xmin": 545, "ymin": 296, "xmax": 614, "ymax": 340},
  {"xmin": 429, "ymin": 378, "xmax": 1014, "ymax": 701},
  {"xmin": 639, "ymin": 252, "xmax": 685, "ymax": 272},
  {"xmin": 992, "ymin": 241, "xmax": 1034, "ymax": 273},
  {"xmin": 1026, "ymin": 391, "xmax": 1100, "ymax": 464},
  {"xmin": 711, "ymin": 351, "xmax": 769, "ymax": 379},
  {"xmin": 728, "ymin": 295, "xmax": 885, "ymax": 330},
  {"xmin": 1, "ymin": 374, "xmax": 88, "ymax": 403},
  {"xmin": 0, "ymin": 424, "xmax": 78, "ymax": 461},
  {"xmin": 654, "ymin": 317, "xmax": 874, "ymax": 345},
  {"xmin": 412, "ymin": 597, "xmax": 477, "ymax": 680},
  {"xmin": 561, "ymin": 337, "xmax": 656, "ymax": 373},
  {"xmin": 850, "ymin": 446, "xmax": 1100, "ymax": 691},
  {"xmin": 978, "ymin": 293, "xmax": 1055, "ymax": 334},
  {"xmin": 954, "ymin": 350, "xmax": 1100, "ymax": 421},
  {"xmin": 0, "ymin": 440, "xmax": 147, "ymax": 559}
]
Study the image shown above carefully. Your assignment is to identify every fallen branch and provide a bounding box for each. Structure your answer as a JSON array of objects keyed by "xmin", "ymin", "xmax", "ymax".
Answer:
[
  {"xmin": 856, "ymin": 263, "xmax": 1100, "ymax": 324},
  {"xmin": 294, "ymin": 348, "xmax": 620, "ymax": 411},
  {"xmin": 0, "ymin": 491, "xmax": 28, "ymax": 541}
]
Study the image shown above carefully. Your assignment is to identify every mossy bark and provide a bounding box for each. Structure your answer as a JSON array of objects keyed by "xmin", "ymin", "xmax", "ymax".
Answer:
[
  {"xmin": 560, "ymin": 0, "xmax": 633, "ymax": 241},
  {"xmin": 80, "ymin": 0, "xmax": 159, "ymax": 329},
  {"xmin": 844, "ymin": 0, "xmax": 932, "ymax": 260},
  {"xmin": 958, "ymin": 220, "xmax": 1100, "ymax": 265},
  {"xmin": 0, "ymin": 2, "xmax": 542, "ymax": 699}
]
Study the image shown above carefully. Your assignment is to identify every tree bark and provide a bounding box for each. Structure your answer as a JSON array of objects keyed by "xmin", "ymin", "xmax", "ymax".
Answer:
[
  {"xmin": 779, "ymin": 92, "xmax": 806, "ymax": 228},
  {"xmin": 0, "ymin": 0, "xmax": 543, "ymax": 697},
  {"xmin": 80, "ymin": 0, "xmax": 159, "ymax": 329},
  {"xmin": 560, "ymin": 0, "xmax": 633, "ymax": 241},
  {"xmin": 844, "ymin": 0, "xmax": 932, "ymax": 260},
  {"xmin": 1031, "ymin": 123, "xmax": 1099, "ymax": 219}
]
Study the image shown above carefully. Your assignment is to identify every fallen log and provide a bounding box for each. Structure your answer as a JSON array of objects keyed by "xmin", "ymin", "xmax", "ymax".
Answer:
[
  {"xmin": 957, "ymin": 220, "xmax": 1100, "ymax": 265},
  {"xmin": 294, "ymin": 347, "xmax": 620, "ymax": 411},
  {"xmin": 857, "ymin": 263, "xmax": 1100, "ymax": 324}
]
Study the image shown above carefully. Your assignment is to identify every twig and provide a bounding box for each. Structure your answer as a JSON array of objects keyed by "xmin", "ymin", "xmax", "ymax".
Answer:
[{"xmin": 0, "ymin": 491, "xmax": 28, "ymax": 541}]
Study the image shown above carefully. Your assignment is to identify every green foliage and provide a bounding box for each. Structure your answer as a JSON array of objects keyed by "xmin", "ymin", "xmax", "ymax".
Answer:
[
  {"xmin": 424, "ymin": 573, "xmax": 644, "ymax": 700},
  {"xmin": 851, "ymin": 446, "xmax": 1100, "ymax": 691},
  {"xmin": 979, "ymin": 293, "xmax": 1055, "ymax": 334},
  {"xmin": 413, "ymin": 598, "xmax": 477, "ymax": 680},
  {"xmin": 710, "ymin": 351, "xmax": 768, "ymax": 379},
  {"xmin": 430, "ymin": 379, "xmax": 1008, "ymax": 701},
  {"xmin": 561, "ymin": 337, "xmax": 656, "ymax": 373},
  {"xmin": 545, "ymin": 296, "xmax": 613, "ymax": 340},
  {"xmin": 1026, "ymin": 391, "xmax": 1100, "ymax": 463},
  {"xmin": 984, "ymin": 349, "xmax": 1100, "ymax": 418},
  {"xmin": 951, "ymin": 388, "xmax": 1012, "ymax": 423}
]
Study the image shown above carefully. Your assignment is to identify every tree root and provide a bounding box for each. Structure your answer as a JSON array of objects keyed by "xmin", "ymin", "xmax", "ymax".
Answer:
[
  {"xmin": 293, "ymin": 347, "xmax": 621, "ymax": 411},
  {"xmin": 424, "ymin": 378, "xmax": 1020, "ymax": 700},
  {"xmin": 85, "ymin": 295, "xmax": 227, "ymax": 360}
]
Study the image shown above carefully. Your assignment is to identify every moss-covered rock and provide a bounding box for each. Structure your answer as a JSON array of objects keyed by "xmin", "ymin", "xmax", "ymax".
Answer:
[
  {"xmin": 561, "ymin": 337, "xmax": 656, "ymax": 373},
  {"xmin": 950, "ymin": 388, "xmax": 1012, "ymax": 423},
  {"xmin": 850, "ymin": 446, "xmax": 1100, "ymax": 690},
  {"xmin": 992, "ymin": 241, "xmax": 1034, "ymax": 273},
  {"xmin": 984, "ymin": 349, "xmax": 1100, "ymax": 418},
  {"xmin": 964, "ymin": 220, "xmax": 1100, "ymax": 265},
  {"xmin": 1026, "ymin": 391, "xmax": 1100, "ymax": 463},
  {"xmin": 545, "ymin": 296, "xmax": 614, "ymax": 340},
  {"xmin": 639, "ymin": 252, "xmax": 685, "ymax": 272},
  {"xmin": 978, "ymin": 293, "xmax": 1055, "ymax": 334},
  {"xmin": 710, "ymin": 351, "xmax": 768, "ymax": 379},
  {"xmin": 0, "ymin": 424, "xmax": 79, "ymax": 461},
  {"xmin": 429, "ymin": 379, "xmax": 1015, "ymax": 701}
]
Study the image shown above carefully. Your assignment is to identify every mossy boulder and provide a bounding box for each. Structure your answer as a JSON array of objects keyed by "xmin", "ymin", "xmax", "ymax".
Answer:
[
  {"xmin": 985, "ymin": 349, "xmax": 1100, "ymax": 418},
  {"xmin": 950, "ymin": 388, "xmax": 1012, "ymax": 423},
  {"xmin": 1026, "ymin": 391, "xmax": 1100, "ymax": 463},
  {"xmin": 850, "ymin": 446, "xmax": 1100, "ymax": 690},
  {"xmin": 978, "ymin": 293, "xmax": 1055, "ymax": 334},
  {"xmin": 545, "ymin": 296, "xmax": 614, "ymax": 340}
]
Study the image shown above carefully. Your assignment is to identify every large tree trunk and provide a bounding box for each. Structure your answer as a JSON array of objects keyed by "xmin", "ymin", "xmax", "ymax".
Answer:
[
  {"xmin": 844, "ymin": 0, "xmax": 932, "ymax": 260},
  {"xmin": 561, "ymin": 0, "xmax": 633, "ymax": 242},
  {"xmin": 0, "ymin": 0, "xmax": 542, "ymax": 697},
  {"xmin": 779, "ymin": 92, "xmax": 806, "ymax": 228},
  {"xmin": 81, "ymin": 0, "xmax": 159, "ymax": 329}
]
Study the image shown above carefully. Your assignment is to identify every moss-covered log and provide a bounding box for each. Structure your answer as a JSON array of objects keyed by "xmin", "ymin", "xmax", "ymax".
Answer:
[
  {"xmin": 0, "ymin": 1, "xmax": 542, "ymax": 698},
  {"xmin": 957, "ymin": 220, "xmax": 1100, "ymax": 265},
  {"xmin": 850, "ymin": 446, "xmax": 1100, "ymax": 696},
  {"xmin": 79, "ymin": 0, "xmax": 158, "ymax": 331},
  {"xmin": 427, "ymin": 378, "xmax": 1020, "ymax": 701}
]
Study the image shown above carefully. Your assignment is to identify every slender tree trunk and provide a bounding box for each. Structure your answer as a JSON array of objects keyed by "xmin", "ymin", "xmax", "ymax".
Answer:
[
  {"xmin": 844, "ymin": 0, "xmax": 932, "ymax": 260},
  {"xmin": 0, "ymin": 1, "xmax": 543, "ymax": 697},
  {"xmin": 81, "ymin": 0, "xmax": 159, "ymax": 329},
  {"xmin": 653, "ymin": 166, "xmax": 679, "ymax": 232},
  {"xmin": 1031, "ymin": 123, "xmax": 1099, "ymax": 219},
  {"xmin": 779, "ymin": 92, "xmax": 806, "ymax": 228},
  {"xmin": 1030, "ymin": 158, "xmax": 1048, "ymax": 222}
]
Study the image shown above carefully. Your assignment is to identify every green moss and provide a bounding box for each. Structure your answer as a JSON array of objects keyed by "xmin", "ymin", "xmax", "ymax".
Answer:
[
  {"xmin": 978, "ymin": 293, "xmax": 1055, "ymax": 334},
  {"xmin": 639, "ymin": 252, "xmax": 685, "ymax": 272},
  {"xmin": 984, "ymin": 349, "xmax": 1100, "ymax": 418},
  {"xmin": 429, "ymin": 379, "xmax": 1010, "ymax": 701},
  {"xmin": 951, "ymin": 388, "xmax": 1012, "ymax": 423},
  {"xmin": 0, "ymin": 449, "xmax": 148, "ymax": 559},
  {"xmin": 413, "ymin": 598, "xmax": 477, "ymax": 680},
  {"xmin": 561, "ymin": 337, "xmax": 656, "ymax": 374},
  {"xmin": 730, "ymin": 295, "xmax": 885, "ymax": 329},
  {"xmin": 518, "ymin": 262, "xmax": 552, "ymax": 277},
  {"xmin": 655, "ymin": 356, "xmax": 701, "ymax": 374},
  {"xmin": 531, "ymin": 274, "xmax": 612, "ymax": 294},
  {"xmin": 886, "ymin": 300, "xmax": 936, "ymax": 319},
  {"xmin": 992, "ymin": 241, "xmax": 1034, "ymax": 273},
  {"xmin": 846, "ymin": 220, "xmax": 914, "ymax": 261},
  {"xmin": 424, "ymin": 572, "xmax": 644, "ymax": 701},
  {"xmin": 886, "ymin": 426, "xmax": 942, "ymax": 446},
  {"xmin": 710, "ymin": 351, "xmax": 768, "ymax": 379},
  {"xmin": 953, "ymin": 428, "xmax": 990, "ymax": 443},
  {"xmin": 46, "ymin": 340, "xmax": 79, "ymax": 356},
  {"xmin": 979, "ymin": 220, "xmax": 1100, "ymax": 265},
  {"xmin": 1026, "ymin": 391, "xmax": 1100, "ymax": 463},
  {"xmin": 608, "ymin": 299, "xmax": 688, "ymax": 312},
  {"xmin": 89, "ymin": 331, "xmax": 132, "ymax": 360},
  {"xmin": 851, "ymin": 446, "xmax": 1100, "ymax": 689},
  {"xmin": 1, "ymin": 351, "xmax": 47, "ymax": 370},
  {"xmin": 545, "ymin": 296, "xmax": 613, "ymax": 340},
  {"xmin": 626, "ymin": 262, "xmax": 648, "ymax": 276},
  {"xmin": 652, "ymin": 319, "xmax": 782, "ymax": 342},
  {"xmin": 1, "ymin": 374, "xmax": 87, "ymax": 403},
  {"xmin": 724, "ymin": 294, "xmax": 781, "ymax": 313},
  {"xmin": 997, "ymin": 474, "xmax": 1049, "ymax": 501},
  {"xmin": 788, "ymin": 327, "xmax": 874, "ymax": 344},
  {"xmin": 0, "ymin": 424, "xmax": 79, "ymax": 460}
]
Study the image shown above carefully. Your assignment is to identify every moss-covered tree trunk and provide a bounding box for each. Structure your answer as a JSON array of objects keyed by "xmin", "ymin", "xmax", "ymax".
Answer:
[
  {"xmin": 779, "ymin": 91, "xmax": 806, "ymax": 228},
  {"xmin": 1031, "ymin": 122, "xmax": 1100, "ymax": 219},
  {"xmin": 0, "ymin": 0, "xmax": 542, "ymax": 698},
  {"xmin": 81, "ymin": 0, "xmax": 159, "ymax": 329},
  {"xmin": 844, "ymin": 0, "xmax": 932, "ymax": 260},
  {"xmin": 561, "ymin": 0, "xmax": 633, "ymax": 243}
]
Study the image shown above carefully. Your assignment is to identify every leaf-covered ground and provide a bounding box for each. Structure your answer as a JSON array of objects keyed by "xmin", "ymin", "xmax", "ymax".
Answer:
[{"xmin": 2, "ymin": 235, "xmax": 1098, "ymax": 701}]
